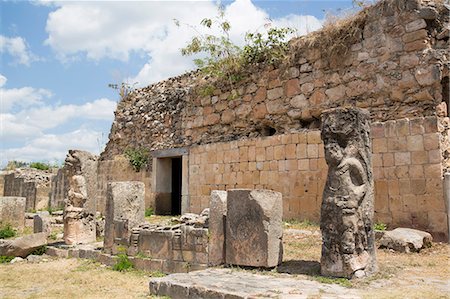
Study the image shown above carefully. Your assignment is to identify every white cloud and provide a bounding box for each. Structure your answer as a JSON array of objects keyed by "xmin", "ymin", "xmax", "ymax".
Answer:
[
  {"xmin": 0, "ymin": 35, "xmax": 36, "ymax": 66},
  {"xmin": 0, "ymin": 75, "xmax": 116, "ymax": 166},
  {"xmin": 1, "ymin": 85, "xmax": 53, "ymax": 112},
  {"xmin": 1, "ymin": 98, "xmax": 116, "ymax": 141},
  {"xmin": 44, "ymin": 0, "xmax": 322, "ymax": 86},
  {"xmin": 1, "ymin": 128, "xmax": 107, "ymax": 166},
  {"xmin": 0, "ymin": 74, "xmax": 6, "ymax": 87}
]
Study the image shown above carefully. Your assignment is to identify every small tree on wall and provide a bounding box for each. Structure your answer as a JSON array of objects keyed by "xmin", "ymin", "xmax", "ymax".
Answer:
[{"xmin": 176, "ymin": 4, "xmax": 295, "ymax": 90}]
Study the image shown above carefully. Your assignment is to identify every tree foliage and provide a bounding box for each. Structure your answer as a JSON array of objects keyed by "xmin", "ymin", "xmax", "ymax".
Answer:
[{"xmin": 178, "ymin": 6, "xmax": 295, "ymax": 87}]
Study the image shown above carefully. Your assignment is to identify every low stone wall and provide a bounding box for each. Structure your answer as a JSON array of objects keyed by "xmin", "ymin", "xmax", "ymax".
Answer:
[
  {"xmin": 189, "ymin": 116, "xmax": 447, "ymax": 240},
  {"xmin": 46, "ymin": 246, "xmax": 207, "ymax": 274},
  {"xmin": 129, "ymin": 224, "xmax": 209, "ymax": 267}
]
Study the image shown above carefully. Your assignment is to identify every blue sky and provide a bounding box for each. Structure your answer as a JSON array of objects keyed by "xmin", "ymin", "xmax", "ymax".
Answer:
[{"xmin": 0, "ymin": 0, "xmax": 355, "ymax": 167}]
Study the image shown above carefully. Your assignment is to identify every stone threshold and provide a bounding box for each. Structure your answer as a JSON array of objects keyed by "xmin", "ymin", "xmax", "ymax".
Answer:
[
  {"xmin": 149, "ymin": 268, "xmax": 361, "ymax": 299},
  {"xmin": 45, "ymin": 244, "xmax": 208, "ymax": 273}
]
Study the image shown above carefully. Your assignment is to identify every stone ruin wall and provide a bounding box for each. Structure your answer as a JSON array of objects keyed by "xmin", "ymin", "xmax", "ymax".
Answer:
[
  {"xmin": 3, "ymin": 169, "xmax": 53, "ymax": 212},
  {"xmin": 98, "ymin": 0, "xmax": 449, "ymax": 239},
  {"xmin": 96, "ymin": 156, "xmax": 152, "ymax": 215},
  {"xmin": 102, "ymin": 0, "xmax": 449, "ymax": 160},
  {"xmin": 188, "ymin": 116, "xmax": 447, "ymax": 240}
]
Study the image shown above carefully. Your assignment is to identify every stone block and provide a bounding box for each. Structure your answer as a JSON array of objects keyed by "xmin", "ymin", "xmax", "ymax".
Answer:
[
  {"xmin": 0, "ymin": 196, "xmax": 25, "ymax": 231},
  {"xmin": 104, "ymin": 181, "xmax": 145, "ymax": 253},
  {"xmin": 208, "ymin": 190, "xmax": 227, "ymax": 266},
  {"xmin": 33, "ymin": 213, "xmax": 51, "ymax": 234},
  {"xmin": 225, "ymin": 189, "xmax": 283, "ymax": 268}
]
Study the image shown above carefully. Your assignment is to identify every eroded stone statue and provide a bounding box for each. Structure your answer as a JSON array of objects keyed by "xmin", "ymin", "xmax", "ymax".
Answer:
[
  {"xmin": 320, "ymin": 107, "xmax": 377, "ymax": 278},
  {"xmin": 63, "ymin": 150, "xmax": 98, "ymax": 245}
]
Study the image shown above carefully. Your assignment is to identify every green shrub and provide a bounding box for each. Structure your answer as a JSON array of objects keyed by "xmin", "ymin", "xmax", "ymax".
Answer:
[
  {"xmin": 0, "ymin": 224, "xmax": 16, "ymax": 239},
  {"xmin": 0, "ymin": 256, "xmax": 14, "ymax": 263},
  {"xmin": 145, "ymin": 208, "xmax": 154, "ymax": 217},
  {"xmin": 29, "ymin": 162, "xmax": 50, "ymax": 171},
  {"xmin": 112, "ymin": 254, "xmax": 134, "ymax": 272},
  {"xmin": 374, "ymin": 222, "xmax": 387, "ymax": 231},
  {"xmin": 31, "ymin": 245, "xmax": 47, "ymax": 255},
  {"xmin": 178, "ymin": 7, "xmax": 295, "ymax": 87},
  {"xmin": 124, "ymin": 147, "xmax": 149, "ymax": 172}
]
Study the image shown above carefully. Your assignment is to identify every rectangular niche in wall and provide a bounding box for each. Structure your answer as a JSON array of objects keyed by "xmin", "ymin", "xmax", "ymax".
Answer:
[{"xmin": 152, "ymin": 147, "xmax": 189, "ymax": 216}]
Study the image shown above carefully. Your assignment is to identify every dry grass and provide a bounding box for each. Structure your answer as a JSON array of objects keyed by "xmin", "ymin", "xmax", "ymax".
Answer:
[
  {"xmin": 144, "ymin": 215, "xmax": 174, "ymax": 226},
  {"xmin": 280, "ymin": 223, "xmax": 450, "ymax": 298},
  {"xmin": 0, "ymin": 258, "xmax": 166, "ymax": 299}
]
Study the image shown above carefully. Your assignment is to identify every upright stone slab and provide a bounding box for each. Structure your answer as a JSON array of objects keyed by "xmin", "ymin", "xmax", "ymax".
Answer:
[
  {"xmin": 104, "ymin": 181, "xmax": 145, "ymax": 254},
  {"xmin": 225, "ymin": 189, "xmax": 283, "ymax": 268},
  {"xmin": 208, "ymin": 190, "xmax": 227, "ymax": 266},
  {"xmin": 33, "ymin": 212, "xmax": 51, "ymax": 234},
  {"xmin": 63, "ymin": 150, "xmax": 98, "ymax": 245},
  {"xmin": 0, "ymin": 196, "xmax": 26, "ymax": 231},
  {"xmin": 320, "ymin": 107, "xmax": 377, "ymax": 278}
]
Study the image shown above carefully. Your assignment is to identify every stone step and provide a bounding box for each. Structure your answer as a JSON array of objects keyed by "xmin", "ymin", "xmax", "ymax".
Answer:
[{"xmin": 149, "ymin": 268, "xmax": 361, "ymax": 299}]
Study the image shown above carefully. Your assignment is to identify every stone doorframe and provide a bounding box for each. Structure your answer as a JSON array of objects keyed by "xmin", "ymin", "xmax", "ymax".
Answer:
[{"xmin": 151, "ymin": 147, "xmax": 189, "ymax": 215}]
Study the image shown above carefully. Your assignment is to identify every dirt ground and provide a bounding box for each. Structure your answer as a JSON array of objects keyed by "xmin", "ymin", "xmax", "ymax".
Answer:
[{"xmin": 1, "ymin": 220, "xmax": 449, "ymax": 299}]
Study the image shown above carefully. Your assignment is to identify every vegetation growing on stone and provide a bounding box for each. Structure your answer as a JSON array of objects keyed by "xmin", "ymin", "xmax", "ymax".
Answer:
[
  {"xmin": 124, "ymin": 147, "xmax": 150, "ymax": 172},
  {"xmin": 178, "ymin": 5, "xmax": 295, "ymax": 89},
  {"xmin": 0, "ymin": 223, "xmax": 17, "ymax": 239}
]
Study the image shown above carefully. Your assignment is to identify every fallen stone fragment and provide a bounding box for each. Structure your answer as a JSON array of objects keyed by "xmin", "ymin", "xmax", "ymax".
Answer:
[
  {"xmin": 379, "ymin": 228, "xmax": 432, "ymax": 253},
  {"xmin": 0, "ymin": 232, "xmax": 48, "ymax": 257}
]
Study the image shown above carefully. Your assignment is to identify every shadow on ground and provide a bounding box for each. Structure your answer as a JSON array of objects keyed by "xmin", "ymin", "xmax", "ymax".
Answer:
[{"xmin": 277, "ymin": 260, "xmax": 321, "ymax": 276}]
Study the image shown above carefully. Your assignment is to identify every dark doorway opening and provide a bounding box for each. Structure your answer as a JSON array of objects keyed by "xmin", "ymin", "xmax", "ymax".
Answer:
[{"xmin": 171, "ymin": 157, "xmax": 182, "ymax": 215}]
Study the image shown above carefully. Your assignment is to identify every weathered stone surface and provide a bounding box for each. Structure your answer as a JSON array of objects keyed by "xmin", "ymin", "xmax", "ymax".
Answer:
[
  {"xmin": 63, "ymin": 150, "xmax": 98, "ymax": 245},
  {"xmin": 104, "ymin": 181, "xmax": 145, "ymax": 254},
  {"xmin": 50, "ymin": 168, "xmax": 67, "ymax": 210},
  {"xmin": 0, "ymin": 196, "xmax": 25, "ymax": 231},
  {"xmin": 33, "ymin": 213, "xmax": 51, "ymax": 234},
  {"xmin": 320, "ymin": 108, "xmax": 377, "ymax": 278},
  {"xmin": 208, "ymin": 190, "xmax": 227, "ymax": 266},
  {"xmin": 3, "ymin": 168, "xmax": 53, "ymax": 212},
  {"xmin": 149, "ymin": 268, "xmax": 361, "ymax": 299},
  {"xmin": 379, "ymin": 228, "xmax": 432, "ymax": 252},
  {"xmin": 225, "ymin": 189, "xmax": 283, "ymax": 268},
  {"xmin": 0, "ymin": 232, "xmax": 47, "ymax": 257}
]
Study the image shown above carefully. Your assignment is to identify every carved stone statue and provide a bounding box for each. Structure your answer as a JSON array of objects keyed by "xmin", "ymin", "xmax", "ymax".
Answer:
[
  {"xmin": 63, "ymin": 150, "xmax": 98, "ymax": 245},
  {"xmin": 320, "ymin": 107, "xmax": 377, "ymax": 278}
]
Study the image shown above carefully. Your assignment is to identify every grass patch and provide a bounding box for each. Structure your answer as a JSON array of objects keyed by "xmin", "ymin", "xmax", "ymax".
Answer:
[
  {"xmin": 284, "ymin": 219, "xmax": 319, "ymax": 230},
  {"xmin": 0, "ymin": 223, "xmax": 16, "ymax": 239},
  {"xmin": 112, "ymin": 254, "xmax": 134, "ymax": 272},
  {"xmin": 374, "ymin": 222, "xmax": 387, "ymax": 231},
  {"xmin": 312, "ymin": 275, "xmax": 352, "ymax": 287},
  {"xmin": 145, "ymin": 208, "xmax": 154, "ymax": 217},
  {"xmin": 0, "ymin": 256, "xmax": 14, "ymax": 263}
]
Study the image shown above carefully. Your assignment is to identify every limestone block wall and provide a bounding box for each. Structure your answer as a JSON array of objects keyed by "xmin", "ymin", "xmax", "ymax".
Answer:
[
  {"xmin": 189, "ymin": 116, "xmax": 447, "ymax": 240},
  {"xmin": 96, "ymin": 156, "xmax": 152, "ymax": 214}
]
